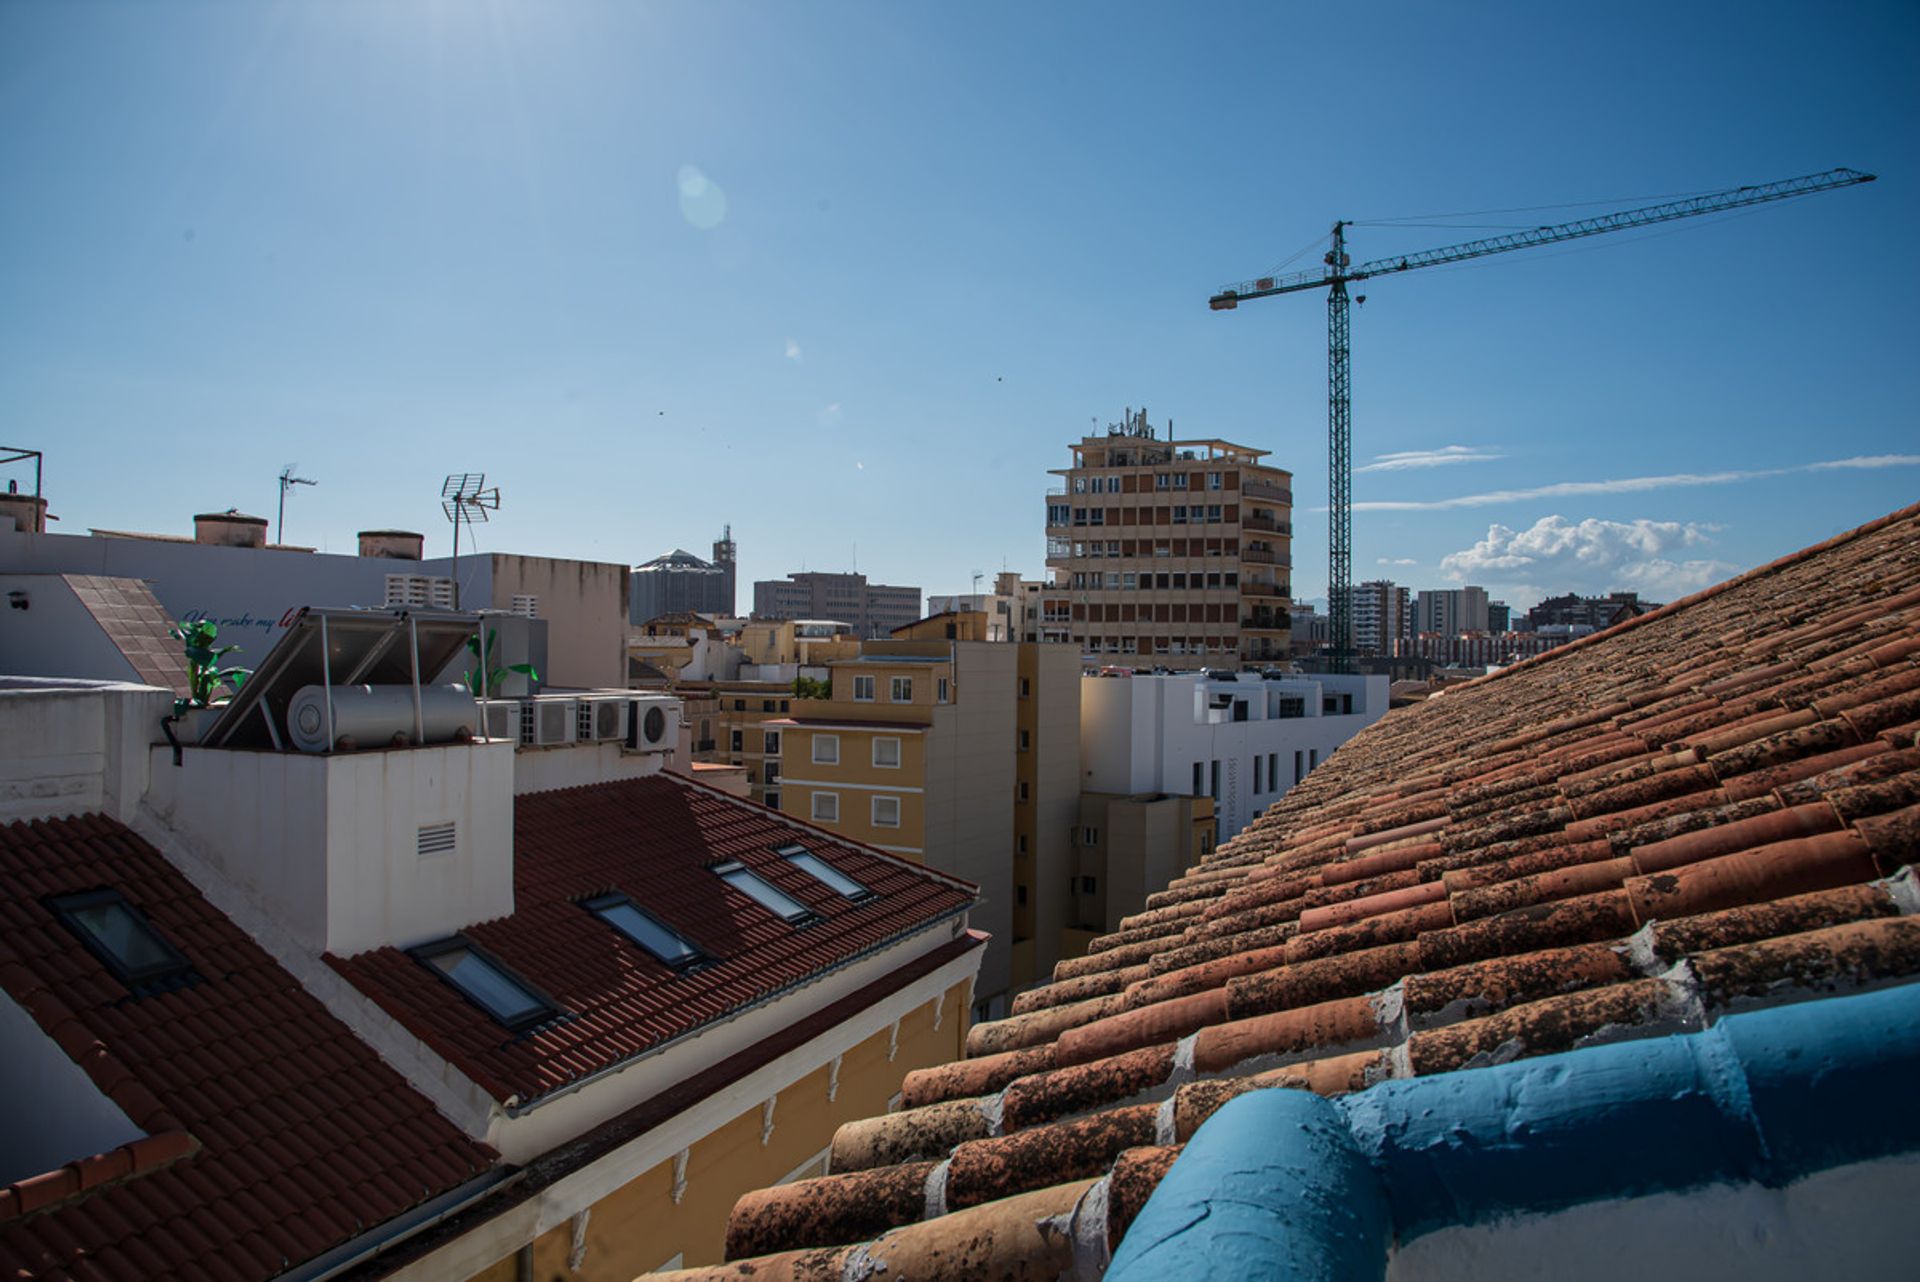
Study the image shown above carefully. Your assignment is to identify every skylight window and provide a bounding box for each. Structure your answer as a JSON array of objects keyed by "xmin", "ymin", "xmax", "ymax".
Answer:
[
  {"xmin": 780, "ymin": 845, "xmax": 874, "ymax": 902},
  {"xmin": 713, "ymin": 861, "xmax": 817, "ymax": 924},
  {"xmin": 47, "ymin": 889, "xmax": 193, "ymax": 989},
  {"xmin": 413, "ymin": 938, "xmax": 555, "ymax": 1030},
  {"xmin": 584, "ymin": 893, "xmax": 705, "ymax": 969}
]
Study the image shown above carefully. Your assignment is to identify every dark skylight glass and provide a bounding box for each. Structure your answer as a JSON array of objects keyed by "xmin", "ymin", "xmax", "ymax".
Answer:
[
  {"xmin": 415, "ymin": 939, "xmax": 554, "ymax": 1029},
  {"xmin": 780, "ymin": 845, "xmax": 874, "ymax": 902},
  {"xmin": 712, "ymin": 861, "xmax": 816, "ymax": 924},
  {"xmin": 585, "ymin": 893, "xmax": 704, "ymax": 968},
  {"xmin": 47, "ymin": 889, "xmax": 192, "ymax": 988}
]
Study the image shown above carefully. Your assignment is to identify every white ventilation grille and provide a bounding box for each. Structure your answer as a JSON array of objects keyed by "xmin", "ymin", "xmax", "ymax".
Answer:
[
  {"xmin": 511, "ymin": 595, "xmax": 539, "ymax": 618},
  {"xmin": 385, "ymin": 574, "xmax": 456, "ymax": 608},
  {"xmin": 417, "ymin": 823, "xmax": 457, "ymax": 857}
]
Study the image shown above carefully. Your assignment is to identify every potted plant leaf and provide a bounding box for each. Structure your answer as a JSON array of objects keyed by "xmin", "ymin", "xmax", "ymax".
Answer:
[
  {"xmin": 464, "ymin": 628, "xmax": 539, "ymax": 697},
  {"xmin": 169, "ymin": 620, "xmax": 252, "ymax": 742}
]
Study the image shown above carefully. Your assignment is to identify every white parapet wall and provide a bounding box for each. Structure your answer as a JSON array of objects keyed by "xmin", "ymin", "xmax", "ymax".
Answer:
[
  {"xmin": 0, "ymin": 679, "xmax": 174, "ymax": 825},
  {"xmin": 144, "ymin": 739, "xmax": 517, "ymax": 956}
]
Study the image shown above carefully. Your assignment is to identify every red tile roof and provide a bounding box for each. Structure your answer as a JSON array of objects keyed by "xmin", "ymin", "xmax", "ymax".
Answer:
[
  {"xmin": 329, "ymin": 773, "xmax": 977, "ymax": 1105},
  {"xmin": 0, "ymin": 814, "xmax": 495, "ymax": 1280},
  {"xmin": 655, "ymin": 500, "xmax": 1920, "ymax": 1280}
]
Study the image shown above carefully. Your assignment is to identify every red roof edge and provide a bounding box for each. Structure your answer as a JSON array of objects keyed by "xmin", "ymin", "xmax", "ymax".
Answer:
[
  {"xmin": 1464, "ymin": 498, "xmax": 1920, "ymax": 690},
  {"xmin": 0, "ymin": 1128, "xmax": 200, "ymax": 1224}
]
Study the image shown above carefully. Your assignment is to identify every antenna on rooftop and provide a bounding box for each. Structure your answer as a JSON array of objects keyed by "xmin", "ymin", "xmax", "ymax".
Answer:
[
  {"xmin": 440, "ymin": 472, "xmax": 500, "ymax": 610},
  {"xmin": 277, "ymin": 464, "xmax": 316, "ymax": 545}
]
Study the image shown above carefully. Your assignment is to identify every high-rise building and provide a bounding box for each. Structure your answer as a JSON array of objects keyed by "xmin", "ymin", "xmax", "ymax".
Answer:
[
  {"xmin": 1414, "ymin": 585, "xmax": 1491, "ymax": 635},
  {"xmin": 1353, "ymin": 580, "xmax": 1413, "ymax": 655},
  {"xmin": 629, "ymin": 528, "xmax": 736, "ymax": 624},
  {"xmin": 752, "ymin": 571, "xmax": 922, "ymax": 638},
  {"xmin": 1044, "ymin": 408, "xmax": 1294, "ymax": 667}
]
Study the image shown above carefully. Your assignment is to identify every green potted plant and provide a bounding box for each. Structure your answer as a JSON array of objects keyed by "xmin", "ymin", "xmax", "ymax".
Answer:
[
  {"xmin": 464, "ymin": 628, "xmax": 539, "ymax": 697},
  {"xmin": 169, "ymin": 620, "xmax": 252, "ymax": 741}
]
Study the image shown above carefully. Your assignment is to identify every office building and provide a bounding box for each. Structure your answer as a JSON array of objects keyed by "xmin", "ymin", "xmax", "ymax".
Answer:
[
  {"xmin": 629, "ymin": 528, "xmax": 738, "ymax": 624},
  {"xmin": 1353, "ymin": 579, "xmax": 1413, "ymax": 656},
  {"xmin": 752, "ymin": 571, "xmax": 922, "ymax": 639},
  {"xmin": 1414, "ymin": 585, "xmax": 1491, "ymax": 636},
  {"xmin": 1044, "ymin": 408, "xmax": 1294, "ymax": 667}
]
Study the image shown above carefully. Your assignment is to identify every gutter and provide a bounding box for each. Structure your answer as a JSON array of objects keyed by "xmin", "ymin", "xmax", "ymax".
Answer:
[
  {"xmin": 1106, "ymin": 979, "xmax": 1920, "ymax": 1282},
  {"xmin": 276, "ymin": 1168, "xmax": 524, "ymax": 1282}
]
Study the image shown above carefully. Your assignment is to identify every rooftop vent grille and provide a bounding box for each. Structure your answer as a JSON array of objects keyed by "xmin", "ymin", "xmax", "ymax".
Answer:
[{"xmin": 417, "ymin": 823, "xmax": 457, "ymax": 857}]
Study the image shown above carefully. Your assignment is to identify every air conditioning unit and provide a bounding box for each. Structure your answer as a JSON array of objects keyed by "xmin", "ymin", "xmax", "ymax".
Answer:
[
  {"xmin": 628, "ymin": 696, "xmax": 680, "ymax": 752},
  {"xmin": 577, "ymin": 695, "xmax": 629, "ymax": 743},
  {"xmin": 527, "ymin": 697, "xmax": 578, "ymax": 746},
  {"xmin": 479, "ymin": 699, "xmax": 521, "ymax": 742}
]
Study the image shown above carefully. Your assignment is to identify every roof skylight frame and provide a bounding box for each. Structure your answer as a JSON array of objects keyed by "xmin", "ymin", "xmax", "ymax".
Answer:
[
  {"xmin": 777, "ymin": 844, "xmax": 876, "ymax": 903},
  {"xmin": 45, "ymin": 888, "xmax": 196, "ymax": 991},
  {"xmin": 582, "ymin": 892, "xmax": 710, "ymax": 971},
  {"xmin": 711, "ymin": 860, "xmax": 820, "ymax": 926},
  {"xmin": 410, "ymin": 935, "xmax": 560, "ymax": 1032}
]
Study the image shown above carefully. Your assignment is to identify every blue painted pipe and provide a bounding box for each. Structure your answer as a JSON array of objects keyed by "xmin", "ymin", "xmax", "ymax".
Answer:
[{"xmin": 1106, "ymin": 982, "xmax": 1920, "ymax": 1282}]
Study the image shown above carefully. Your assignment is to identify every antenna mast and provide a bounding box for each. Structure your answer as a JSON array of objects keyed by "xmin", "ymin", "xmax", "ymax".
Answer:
[{"xmin": 441, "ymin": 473, "xmax": 501, "ymax": 610}]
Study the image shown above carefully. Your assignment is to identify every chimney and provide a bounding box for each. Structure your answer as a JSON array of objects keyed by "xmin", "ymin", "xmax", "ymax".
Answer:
[
  {"xmin": 0, "ymin": 489, "xmax": 47, "ymax": 534},
  {"xmin": 194, "ymin": 511, "xmax": 268, "ymax": 548},
  {"xmin": 358, "ymin": 529, "xmax": 426, "ymax": 560}
]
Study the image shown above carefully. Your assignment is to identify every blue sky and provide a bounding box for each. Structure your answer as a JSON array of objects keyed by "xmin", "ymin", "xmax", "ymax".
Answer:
[{"xmin": 2, "ymin": 1, "xmax": 1915, "ymax": 612}]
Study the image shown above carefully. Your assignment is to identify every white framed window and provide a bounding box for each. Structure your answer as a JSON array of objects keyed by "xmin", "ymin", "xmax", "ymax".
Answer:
[
  {"xmin": 873, "ymin": 737, "xmax": 901, "ymax": 768},
  {"xmin": 853, "ymin": 675, "xmax": 875, "ymax": 702},
  {"xmin": 812, "ymin": 734, "xmax": 840, "ymax": 765},
  {"xmin": 890, "ymin": 676, "xmax": 913, "ymax": 702},
  {"xmin": 937, "ymin": 677, "xmax": 950, "ymax": 703},
  {"xmin": 764, "ymin": 730, "xmax": 781, "ymax": 755},
  {"xmin": 872, "ymin": 795, "xmax": 901, "ymax": 828},
  {"xmin": 811, "ymin": 791, "xmax": 840, "ymax": 823}
]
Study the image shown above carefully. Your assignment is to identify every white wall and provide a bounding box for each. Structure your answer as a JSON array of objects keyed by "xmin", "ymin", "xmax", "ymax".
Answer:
[
  {"xmin": 510, "ymin": 741, "xmax": 669, "ymax": 795},
  {"xmin": 145, "ymin": 740, "xmax": 516, "ymax": 955},
  {"xmin": 0, "ymin": 575, "xmax": 143, "ymax": 686},
  {"xmin": 0, "ymin": 989, "xmax": 145, "ymax": 1185},
  {"xmin": 0, "ymin": 680, "xmax": 172, "ymax": 825},
  {"xmin": 1388, "ymin": 1154, "xmax": 1920, "ymax": 1282},
  {"xmin": 1081, "ymin": 672, "xmax": 1389, "ymax": 842}
]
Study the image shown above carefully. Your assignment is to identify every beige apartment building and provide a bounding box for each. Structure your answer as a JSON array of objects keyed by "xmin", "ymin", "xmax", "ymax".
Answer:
[
  {"xmin": 1045, "ymin": 408, "xmax": 1293, "ymax": 667},
  {"xmin": 768, "ymin": 613, "xmax": 1080, "ymax": 1016}
]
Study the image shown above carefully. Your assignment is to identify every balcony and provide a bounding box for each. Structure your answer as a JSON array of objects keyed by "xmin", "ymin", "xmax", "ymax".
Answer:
[
  {"xmin": 1240, "ymin": 616, "xmax": 1289, "ymax": 632},
  {"xmin": 1240, "ymin": 547, "xmax": 1275, "ymax": 564},
  {"xmin": 1242, "ymin": 514, "xmax": 1278, "ymax": 533},
  {"xmin": 1242, "ymin": 479, "xmax": 1292, "ymax": 503},
  {"xmin": 1241, "ymin": 581, "xmax": 1286, "ymax": 599}
]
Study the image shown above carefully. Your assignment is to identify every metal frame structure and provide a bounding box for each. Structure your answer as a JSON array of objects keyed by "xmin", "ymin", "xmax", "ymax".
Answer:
[{"xmin": 1209, "ymin": 167, "xmax": 1876, "ymax": 673}]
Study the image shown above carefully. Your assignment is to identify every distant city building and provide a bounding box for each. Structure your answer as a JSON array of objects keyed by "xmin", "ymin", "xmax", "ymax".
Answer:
[
  {"xmin": 1407, "ymin": 630, "xmax": 1570, "ymax": 668},
  {"xmin": 1353, "ymin": 580, "xmax": 1413, "ymax": 656},
  {"xmin": 1045, "ymin": 408, "xmax": 1294, "ymax": 668},
  {"xmin": 1415, "ymin": 585, "xmax": 1491, "ymax": 635},
  {"xmin": 1488, "ymin": 600, "xmax": 1512, "ymax": 633},
  {"xmin": 629, "ymin": 526, "xmax": 736, "ymax": 623},
  {"xmin": 1526, "ymin": 591, "xmax": 1659, "ymax": 632},
  {"xmin": 998, "ymin": 571, "xmax": 1071, "ymax": 645},
  {"xmin": 752, "ymin": 571, "xmax": 922, "ymax": 639},
  {"xmin": 1289, "ymin": 603, "xmax": 1329, "ymax": 656}
]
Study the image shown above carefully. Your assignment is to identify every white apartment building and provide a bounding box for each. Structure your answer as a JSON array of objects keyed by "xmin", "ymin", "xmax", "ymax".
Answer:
[
  {"xmin": 1080, "ymin": 669, "xmax": 1389, "ymax": 843},
  {"xmin": 1414, "ymin": 585, "xmax": 1491, "ymax": 636}
]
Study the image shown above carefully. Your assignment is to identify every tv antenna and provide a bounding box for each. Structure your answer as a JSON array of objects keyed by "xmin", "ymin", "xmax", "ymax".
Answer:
[
  {"xmin": 441, "ymin": 472, "xmax": 500, "ymax": 609},
  {"xmin": 276, "ymin": 464, "xmax": 316, "ymax": 545}
]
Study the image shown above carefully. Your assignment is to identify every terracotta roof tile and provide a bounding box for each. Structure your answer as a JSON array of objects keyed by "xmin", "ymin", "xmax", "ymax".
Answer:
[
  {"xmin": 670, "ymin": 501, "xmax": 1920, "ymax": 1279},
  {"xmin": 328, "ymin": 773, "xmax": 974, "ymax": 1105},
  {"xmin": 0, "ymin": 815, "xmax": 494, "ymax": 1278}
]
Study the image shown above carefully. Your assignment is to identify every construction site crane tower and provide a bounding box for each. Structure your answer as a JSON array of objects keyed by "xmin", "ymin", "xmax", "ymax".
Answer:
[{"xmin": 1209, "ymin": 167, "xmax": 1876, "ymax": 673}]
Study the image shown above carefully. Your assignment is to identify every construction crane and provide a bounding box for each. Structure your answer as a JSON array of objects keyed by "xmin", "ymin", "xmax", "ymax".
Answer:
[{"xmin": 1209, "ymin": 166, "xmax": 1876, "ymax": 673}]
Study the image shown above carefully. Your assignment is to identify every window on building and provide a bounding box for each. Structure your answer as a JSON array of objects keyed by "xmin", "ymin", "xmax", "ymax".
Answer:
[
  {"xmin": 584, "ymin": 894, "xmax": 705, "ymax": 970},
  {"xmin": 853, "ymin": 675, "xmax": 875, "ymax": 701},
  {"xmin": 1269, "ymin": 752, "xmax": 1280, "ymax": 790},
  {"xmin": 413, "ymin": 938, "xmax": 555, "ymax": 1030},
  {"xmin": 780, "ymin": 845, "xmax": 873, "ymax": 900},
  {"xmin": 731, "ymin": 729, "xmax": 744, "ymax": 753},
  {"xmin": 1019, "ymin": 677, "xmax": 1031, "ymax": 698},
  {"xmin": 1295, "ymin": 750, "xmax": 1304, "ymax": 784},
  {"xmin": 1193, "ymin": 761, "xmax": 1205, "ymax": 796},
  {"xmin": 764, "ymin": 730, "xmax": 781, "ymax": 755},
  {"xmin": 733, "ymin": 699, "xmax": 746, "ymax": 711},
  {"xmin": 1209, "ymin": 504, "xmax": 1224, "ymax": 522},
  {"xmin": 1253, "ymin": 755, "xmax": 1265, "ymax": 793},
  {"xmin": 781, "ymin": 700, "xmax": 790, "ymax": 712},
  {"xmin": 1074, "ymin": 476, "xmax": 1088, "ymax": 493},
  {"xmin": 1211, "ymin": 760, "xmax": 1222, "ymax": 799},
  {"xmin": 1080, "ymin": 876, "xmax": 1098, "ymax": 893},
  {"xmin": 1017, "ymin": 884, "xmax": 1028, "ymax": 905},
  {"xmin": 766, "ymin": 790, "xmax": 782, "ymax": 810},
  {"xmin": 766, "ymin": 762, "xmax": 781, "ymax": 783},
  {"xmin": 812, "ymin": 734, "xmax": 840, "ymax": 765},
  {"xmin": 811, "ymin": 790, "xmax": 840, "ymax": 822},
  {"xmin": 1208, "ymin": 472, "xmax": 1223, "ymax": 490},
  {"xmin": 890, "ymin": 676, "xmax": 913, "ymax": 702},
  {"xmin": 937, "ymin": 677, "xmax": 951, "ymax": 703},
  {"xmin": 873, "ymin": 737, "xmax": 901, "ymax": 768},
  {"xmin": 47, "ymin": 889, "xmax": 193, "ymax": 990},
  {"xmin": 1018, "ymin": 729, "xmax": 1030, "ymax": 752},
  {"xmin": 1019, "ymin": 781, "xmax": 1030, "ymax": 801},
  {"xmin": 872, "ymin": 795, "xmax": 902, "ymax": 828},
  {"xmin": 1082, "ymin": 826, "xmax": 1098, "ymax": 845},
  {"xmin": 1121, "ymin": 572, "xmax": 1136, "ymax": 590},
  {"xmin": 1173, "ymin": 505, "xmax": 1188, "ymax": 524},
  {"xmin": 714, "ymin": 861, "xmax": 817, "ymax": 923}
]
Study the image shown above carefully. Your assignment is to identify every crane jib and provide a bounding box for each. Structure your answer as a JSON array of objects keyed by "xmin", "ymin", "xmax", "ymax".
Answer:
[{"xmin": 1205, "ymin": 165, "xmax": 1876, "ymax": 675}]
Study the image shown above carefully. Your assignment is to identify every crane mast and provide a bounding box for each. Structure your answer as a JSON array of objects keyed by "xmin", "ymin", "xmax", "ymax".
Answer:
[{"xmin": 1210, "ymin": 167, "xmax": 1875, "ymax": 674}]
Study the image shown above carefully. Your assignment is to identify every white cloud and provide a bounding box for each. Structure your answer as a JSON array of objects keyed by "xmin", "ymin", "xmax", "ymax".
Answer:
[
  {"xmin": 1354, "ymin": 454, "xmax": 1920, "ymax": 511},
  {"xmin": 1377, "ymin": 557, "xmax": 1417, "ymax": 566},
  {"xmin": 785, "ymin": 339, "xmax": 802, "ymax": 363},
  {"xmin": 1357, "ymin": 445, "xmax": 1502, "ymax": 473},
  {"xmin": 816, "ymin": 401, "xmax": 842, "ymax": 427},
  {"xmin": 1439, "ymin": 515, "xmax": 1738, "ymax": 601}
]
